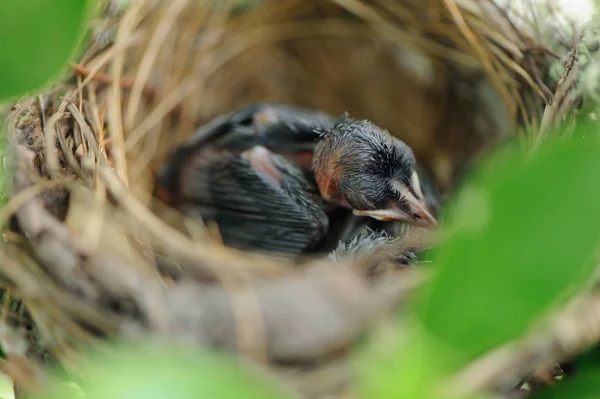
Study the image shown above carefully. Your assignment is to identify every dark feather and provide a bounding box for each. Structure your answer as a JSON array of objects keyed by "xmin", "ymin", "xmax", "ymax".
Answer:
[
  {"xmin": 329, "ymin": 226, "xmax": 418, "ymax": 265},
  {"xmin": 171, "ymin": 148, "xmax": 329, "ymax": 254},
  {"xmin": 158, "ymin": 102, "xmax": 336, "ymax": 197},
  {"xmin": 314, "ymin": 117, "xmax": 417, "ymax": 211},
  {"xmin": 211, "ymin": 103, "xmax": 336, "ymax": 151}
]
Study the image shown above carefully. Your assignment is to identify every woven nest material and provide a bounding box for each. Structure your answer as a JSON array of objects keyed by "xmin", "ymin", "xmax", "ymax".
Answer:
[{"xmin": 0, "ymin": 0, "xmax": 576, "ymax": 397}]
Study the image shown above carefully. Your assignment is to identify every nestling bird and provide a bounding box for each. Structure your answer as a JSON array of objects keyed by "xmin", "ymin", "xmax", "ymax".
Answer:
[
  {"xmin": 157, "ymin": 103, "xmax": 335, "ymax": 190},
  {"xmin": 163, "ymin": 144, "xmax": 329, "ymax": 254},
  {"xmin": 329, "ymin": 226, "xmax": 418, "ymax": 266},
  {"xmin": 156, "ymin": 102, "xmax": 437, "ymax": 254},
  {"xmin": 313, "ymin": 114, "xmax": 437, "ymax": 228}
]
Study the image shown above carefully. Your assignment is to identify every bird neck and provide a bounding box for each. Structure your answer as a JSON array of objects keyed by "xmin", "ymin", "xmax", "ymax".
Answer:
[{"xmin": 312, "ymin": 137, "xmax": 351, "ymax": 209}]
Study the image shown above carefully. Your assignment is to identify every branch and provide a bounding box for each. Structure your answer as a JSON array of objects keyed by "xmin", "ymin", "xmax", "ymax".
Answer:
[{"xmin": 446, "ymin": 291, "xmax": 600, "ymax": 397}]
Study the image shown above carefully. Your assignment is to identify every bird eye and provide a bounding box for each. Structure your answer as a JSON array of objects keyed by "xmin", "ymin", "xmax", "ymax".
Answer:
[
  {"xmin": 370, "ymin": 195, "xmax": 389, "ymax": 210},
  {"xmin": 340, "ymin": 176, "xmax": 390, "ymax": 210},
  {"xmin": 396, "ymin": 194, "xmax": 410, "ymax": 211},
  {"xmin": 360, "ymin": 184, "xmax": 391, "ymax": 209},
  {"xmin": 343, "ymin": 189, "xmax": 386, "ymax": 210}
]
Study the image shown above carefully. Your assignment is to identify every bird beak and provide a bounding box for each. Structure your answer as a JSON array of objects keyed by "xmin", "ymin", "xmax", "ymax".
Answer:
[
  {"xmin": 352, "ymin": 199, "xmax": 437, "ymax": 228},
  {"xmin": 348, "ymin": 170, "xmax": 438, "ymax": 228},
  {"xmin": 403, "ymin": 191, "xmax": 438, "ymax": 227},
  {"xmin": 352, "ymin": 190, "xmax": 438, "ymax": 228}
]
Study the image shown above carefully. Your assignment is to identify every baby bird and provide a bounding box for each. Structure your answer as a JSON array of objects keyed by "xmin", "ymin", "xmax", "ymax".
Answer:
[
  {"xmin": 156, "ymin": 102, "xmax": 437, "ymax": 254},
  {"xmin": 165, "ymin": 145, "xmax": 328, "ymax": 254},
  {"xmin": 329, "ymin": 226, "xmax": 418, "ymax": 265},
  {"xmin": 313, "ymin": 115, "xmax": 437, "ymax": 228}
]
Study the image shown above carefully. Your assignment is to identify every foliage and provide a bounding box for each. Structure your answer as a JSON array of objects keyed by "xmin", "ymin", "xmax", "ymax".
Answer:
[
  {"xmin": 0, "ymin": 0, "xmax": 96, "ymax": 101},
  {"xmin": 2, "ymin": 1, "xmax": 600, "ymax": 399},
  {"xmin": 23, "ymin": 125, "xmax": 600, "ymax": 399},
  {"xmin": 419, "ymin": 135, "xmax": 600, "ymax": 362},
  {"xmin": 0, "ymin": 116, "xmax": 6, "ymax": 211},
  {"xmin": 531, "ymin": 367, "xmax": 600, "ymax": 399},
  {"xmin": 33, "ymin": 341, "xmax": 288, "ymax": 399},
  {"xmin": 0, "ymin": 0, "xmax": 97, "ymax": 219},
  {"xmin": 357, "ymin": 127, "xmax": 600, "ymax": 398}
]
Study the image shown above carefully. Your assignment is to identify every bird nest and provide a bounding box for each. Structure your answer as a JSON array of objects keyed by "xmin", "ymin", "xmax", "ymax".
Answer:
[{"xmin": 0, "ymin": 0, "xmax": 577, "ymax": 397}]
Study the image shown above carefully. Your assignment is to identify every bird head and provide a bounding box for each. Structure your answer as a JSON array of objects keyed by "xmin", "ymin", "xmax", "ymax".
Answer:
[{"xmin": 313, "ymin": 117, "xmax": 438, "ymax": 229}]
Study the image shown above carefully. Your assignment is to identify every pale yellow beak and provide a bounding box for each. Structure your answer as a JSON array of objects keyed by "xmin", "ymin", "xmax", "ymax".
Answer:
[
  {"xmin": 352, "ymin": 192, "xmax": 438, "ymax": 228},
  {"xmin": 352, "ymin": 171, "xmax": 438, "ymax": 228}
]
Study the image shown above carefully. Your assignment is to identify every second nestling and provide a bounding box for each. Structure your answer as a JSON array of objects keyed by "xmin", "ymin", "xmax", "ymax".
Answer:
[{"xmin": 155, "ymin": 103, "xmax": 438, "ymax": 255}]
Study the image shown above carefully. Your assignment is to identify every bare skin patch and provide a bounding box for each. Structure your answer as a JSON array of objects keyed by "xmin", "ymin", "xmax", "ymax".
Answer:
[
  {"xmin": 241, "ymin": 146, "xmax": 283, "ymax": 188},
  {"xmin": 314, "ymin": 142, "xmax": 350, "ymax": 208},
  {"xmin": 279, "ymin": 150, "xmax": 314, "ymax": 174},
  {"xmin": 253, "ymin": 106, "xmax": 280, "ymax": 126}
]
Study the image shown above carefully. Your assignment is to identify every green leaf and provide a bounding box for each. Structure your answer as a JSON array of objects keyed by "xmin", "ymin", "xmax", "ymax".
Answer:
[
  {"xmin": 415, "ymin": 133, "xmax": 600, "ymax": 370},
  {"xmin": 356, "ymin": 322, "xmax": 485, "ymax": 399},
  {"xmin": 576, "ymin": 345, "xmax": 600, "ymax": 369},
  {"xmin": 0, "ymin": 371, "xmax": 14, "ymax": 399},
  {"xmin": 0, "ymin": 0, "xmax": 96, "ymax": 100},
  {"xmin": 38, "ymin": 340, "xmax": 289, "ymax": 399},
  {"xmin": 0, "ymin": 118, "xmax": 7, "ymax": 212},
  {"xmin": 356, "ymin": 324, "xmax": 450, "ymax": 399},
  {"xmin": 531, "ymin": 367, "xmax": 600, "ymax": 399}
]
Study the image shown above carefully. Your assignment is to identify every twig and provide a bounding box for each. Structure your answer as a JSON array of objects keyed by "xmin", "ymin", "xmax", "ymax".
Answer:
[
  {"xmin": 106, "ymin": 0, "xmax": 150, "ymax": 188},
  {"xmin": 37, "ymin": 95, "xmax": 46, "ymax": 130},
  {"xmin": 446, "ymin": 291, "xmax": 600, "ymax": 397},
  {"xmin": 527, "ymin": 56, "xmax": 554, "ymax": 102},
  {"xmin": 443, "ymin": 0, "xmax": 516, "ymax": 118},
  {"xmin": 70, "ymin": 101, "xmax": 285, "ymax": 305},
  {"xmin": 89, "ymin": 161, "xmax": 293, "ymax": 280},
  {"xmin": 488, "ymin": 43, "xmax": 546, "ymax": 100},
  {"xmin": 67, "ymin": 103, "xmax": 104, "ymax": 164},
  {"xmin": 522, "ymin": 44, "xmax": 562, "ymax": 60},
  {"xmin": 486, "ymin": 0, "xmax": 525, "ymax": 43},
  {"xmin": 42, "ymin": 100, "xmax": 71, "ymax": 179},
  {"xmin": 71, "ymin": 30, "xmax": 142, "ymax": 90},
  {"xmin": 70, "ymin": 62, "xmax": 154, "ymax": 95},
  {"xmin": 534, "ymin": 33, "xmax": 582, "ymax": 151},
  {"xmin": 0, "ymin": 179, "xmax": 72, "ymax": 228},
  {"xmin": 213, "ymin": 259, "xmax": 269, "ymax": 366},
  {"xmin": 124, "ymin": 0, "xmax": 186, "ymax": 132},
  {"xmin": 0, "ymin": 356, "xmax": 45, "ymax": 396},
  {"xmin": 55, "ymin": 124, "xmax": 93, "ymax": 186}
]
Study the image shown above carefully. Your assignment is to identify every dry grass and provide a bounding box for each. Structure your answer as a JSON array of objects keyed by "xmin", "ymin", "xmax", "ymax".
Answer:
[{"xmin": 0, "ymin": 0, "xmax": 581, "ymax": 397}]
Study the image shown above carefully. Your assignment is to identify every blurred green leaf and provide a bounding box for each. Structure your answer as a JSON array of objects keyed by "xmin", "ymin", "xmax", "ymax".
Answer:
[
  {"xmin": 416, "ymin": 133, "xmax": 600, "ymax": 370},
  {"xmin": 356, "ymin": 324, "xmax": 452, "ymax": 399},
  {"xmin": 38, "ymin": 340, "xmax": 289, "ymax": 399},
  {"xmin": 0, "ymin": 120, "xmax": 7, "ymax": 212},
  {"xmin": 0, "ymin": 371, "xmax": 14, "ymax": 399},
  {"xmin": 0, "ymin": 0, "xmax": 96, "ymax": 100},
  {"xmin": 531, "ymin": 367, "xmax": 600, "ymax": 399},
  {"xmin": 576, "ymin": 344, "xmax": 600, "ymax": 369},
  {"xmin": 356, "ymin": 323, "xmax": 486, "ymax": 399}
]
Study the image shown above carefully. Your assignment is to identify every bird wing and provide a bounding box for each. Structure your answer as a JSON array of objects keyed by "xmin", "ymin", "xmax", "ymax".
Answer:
[
  {"xmin": 176, "ymin": 102, "xmax": 335, "ymax": 154},
  {"xmin": 212, "ymin": 103, "xmax": 336, "ymax": 151},
  {"xmin": 157, "ymin": 103, "xmax": 336, "ymax": 200},
  {"xmin": 174, "ymin": 150, "xmax": 329, "ymax": 254}
]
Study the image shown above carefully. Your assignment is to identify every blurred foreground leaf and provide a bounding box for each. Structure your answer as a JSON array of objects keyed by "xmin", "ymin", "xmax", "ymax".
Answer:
[
  {"xmin": 0, "ymin": 0, "xmax": 95, "ymax": 100},
  {"xmin": 417, "ymin": 132, "xmax": 600, "ymax": 369},
  {"xmin": 531, "ymin": 367, "xmax": 600, "ymax": 399},
  {"xmin": 0, "ymin": 118, "xmax": 6, "ymax": 211},
  {"xmin": 38, "ymin": 340, "xmax": 289, "ymax": 399},
  {"xmin": 0, "ymin": 371, "xmax": 14, "ymax": 399},
  {"xmin": 357, "ymin": 323, "xmax": 468, "ymax": 399}
]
